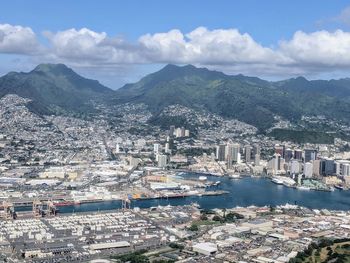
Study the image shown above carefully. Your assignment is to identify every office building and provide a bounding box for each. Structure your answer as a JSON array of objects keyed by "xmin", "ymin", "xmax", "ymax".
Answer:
[
  {"xmin": 294, "ymin": 149, "xmax": 302, "ymax": 161},
  {"xmin": 169, "ymin": 125, "xmax": 175, "ymax": 136},
  {"xmin": 226, "ymin": 143, "xmax": 240, "ymax": 162},
  {"xmin": 244, "ymin": 145, "xmax": 252, "ymax": 163},
  {"xmin": 312, "ymin": 159, "xmax": 321, "ymax": 177},
  {"xmin": 290, "ymin": 160, "xmax": 301, "ymax": 174},
  {"xmin": 321, "ymin": 158, "xmax": 335, "ymax": 176},
  {"xmin": 304, "ymin": 149, "xmax": 317, "ymax": 163},
  {"xmin": 254, "ymin": 154, "xmax": 260, "ymax": 166},
  {"xmin": 216, "ymin": 144, "xmax": 226, "ymax": 161},
  {"xmin": 165, "ymin": 143, "xmax": 170, "ymax": 154},
  {"xmin": 284, "ymin": 148, "xmax": 293, "ymax": 162},
  {"xmin": 154, "ymin": 143, "xmax": 160, "ymax": 154},
  {"xmin": 253, "ymin": 144, "xmax": 260, "ymax": 156},
  {"xmin": 274, "ymin": 145, "xmax": 285, "ymax": 158},
  {"xmin": 304, "ymin": 162, "xmax": 313, "ymax": 178},
  {"xmin": 157, "ymin": 154, "xmax": 168, "ymax": 168}
]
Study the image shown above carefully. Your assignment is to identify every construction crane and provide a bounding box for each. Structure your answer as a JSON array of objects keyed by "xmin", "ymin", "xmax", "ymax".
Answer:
[
  {"xmin": 32, "ymin": 199, "xmax": 43, "ymax": 217},
  {"xmin": 45, "ymin": 200, "xmax": 57, "ymax": 216},
  {"xmin": 121, "ymin": 195, "xmax": 131, "ymax": 210},
  {"xmin": 1, "ymin": 201, "xmax": 16, "ymax": 219}
]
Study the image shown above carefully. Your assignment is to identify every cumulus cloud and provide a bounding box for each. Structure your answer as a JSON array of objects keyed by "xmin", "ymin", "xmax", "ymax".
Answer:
[
  {"xmin": 139, "ymin": 27, "xmax": 289, "ymax": 66},
  {"xmin": 3, "ymin": 23, "xmax": 350, "ymax": 78},
  {"xmin": 280, "ymin": 30, "xmax": 350, "ymax": 67},
  {"xmin": 0, "ymin": 24, "xmax": 40, "ymax": 54},
  {"xmin": 43, "ymin": 28, "xmax": 143, "ymax": 65}
]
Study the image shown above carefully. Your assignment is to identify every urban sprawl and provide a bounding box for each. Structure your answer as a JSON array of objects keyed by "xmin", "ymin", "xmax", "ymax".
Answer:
[{"xmin": 0, "ymin": 94, "xmax": 350, "ymax": 262}]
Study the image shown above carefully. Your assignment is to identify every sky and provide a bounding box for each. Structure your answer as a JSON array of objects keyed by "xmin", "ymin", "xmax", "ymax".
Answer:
[{"xmin": 1, "ymin": 0, "xmax": 350, "ymax": 88}]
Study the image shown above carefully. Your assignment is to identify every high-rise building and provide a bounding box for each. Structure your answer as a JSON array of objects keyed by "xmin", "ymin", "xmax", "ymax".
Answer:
[
  {"xmin": 321, "ymin": 158, "xmax": 335, "ymax": 176},
  {"xmin": 226, "ymin": 143, "xmax": 240, "ymax": 162},
  {"xmin": 304, "ymin": 162, "xmax": 313, "ymax": 178},
  {"xmin": 184, "ymin": 129, "xmax": 190, "ymax": 137},
  {"xmin": 237, "ymin": 152, "xmax": 241, "ymax": 164},
  {"xmin": 227, "ymin": 154, "xmax": 233, "ymax": 170},
  {"xmin": 342, "ymin": 163, "xmax": 350, "ymax": 176},
  {"xmin": 312, "ymin": 159, "xmax": 321, "ymax": 177},
  {"xmin": 304, "ymin": 149, "xmax": 317, "ymax": 163},
  {"xmin": 294, "ymin": 149, "xmax": 303, "ymax": 161},
  {"xmin": 180, "ymin": 127, "xmax": 186, "ymax": 137},
  {"xmin": 154, "ymin": 143, "xmax": 160, "ymax": 154},
  {"xmin": 274, "ymin": 145, "xmax": 285, "ymax": 158},
  {"xmin": 244, "ymin": 145, "xmax": 252, "ymax": 163},
  {"xmin": 216, "ymin": 144, "xmax": 226, "ymax": 161},
  {"xmin": 253, "ymin": 144, "xmax": 260, "ymax": 156},
  {"xmin": 268, "ymin": 153, "xmax": 281, "ymax": 174},
  {"xmin": 290, "ymin": 159, "xmax": 301, "ymax": 174},
  {"xmin": 169, "ymin": 125, "xmax": 175, "ymax": 136},
  {"xmin": 157, "ymin": 154, "xmax": 168, "ymax": 168},
  {"xmin": 116, "ymin": 143, "xmax": 120, "ymax": 154},
  {"xmin": 165, "ymin": 143, "xmax": 170, "ymax": 153},
  {"xmin": 285, "ymin": 148, "xmax": 293, "ymax": 162},
  {"xmin": 175, "ymin": 128, "xmax": 182, "ymax": 138},
  {"xmin": 254, "ymin": 154, "xmax": 260, "ymax": 166}
]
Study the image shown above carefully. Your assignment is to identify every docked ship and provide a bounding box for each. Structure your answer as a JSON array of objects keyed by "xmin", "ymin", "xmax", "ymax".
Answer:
[
  {"xmin": 271, "ymin": 177, "xmax": 283, "ymax": 185},
  {"xmin": 297, "ymin": 186, "xmax": 311, "ymax": 191},
  {"xmin": 54, "ymin": 200, "xmax": 81, "ymax": 207}
]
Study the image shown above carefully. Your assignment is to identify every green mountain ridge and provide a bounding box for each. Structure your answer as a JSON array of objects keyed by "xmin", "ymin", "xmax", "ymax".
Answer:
[
  {"xmin": 1, "ymin": 63, "xmax": 350, "ymax": 131},
  {"xmin": 0, "ymin": 63, "xmax": 113, "ymax": 115},
  {"xmin": 116, "ymin": 64, "xmax": 350, "ymax": 131}
]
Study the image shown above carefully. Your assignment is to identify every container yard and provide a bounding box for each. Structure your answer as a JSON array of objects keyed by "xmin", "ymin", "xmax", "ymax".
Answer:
[{"xmin": 0, "ymin": 206, "xmax": 193, "ymax": 262}]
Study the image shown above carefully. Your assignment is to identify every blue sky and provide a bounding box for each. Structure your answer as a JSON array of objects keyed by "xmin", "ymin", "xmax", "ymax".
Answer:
[{"xmin": 1, "ymin": 1, "xmax": 350, "ymax": 87}]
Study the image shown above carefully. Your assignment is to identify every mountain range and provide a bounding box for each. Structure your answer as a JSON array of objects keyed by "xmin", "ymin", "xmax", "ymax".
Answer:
[{"xmin": 1, "ymin": 63, "xmax": 350, "ymax": 131}]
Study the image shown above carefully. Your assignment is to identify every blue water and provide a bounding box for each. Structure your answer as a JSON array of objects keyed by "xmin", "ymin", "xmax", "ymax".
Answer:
[{"xmin": 16, "ymin": 174, "xmax": 350, "ymax": 213}]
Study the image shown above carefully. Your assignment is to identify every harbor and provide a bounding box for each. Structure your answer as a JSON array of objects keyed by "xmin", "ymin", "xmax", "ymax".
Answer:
[{"xmin": 2, "ymin": 175, "xmax": 350, "ymax": 217}]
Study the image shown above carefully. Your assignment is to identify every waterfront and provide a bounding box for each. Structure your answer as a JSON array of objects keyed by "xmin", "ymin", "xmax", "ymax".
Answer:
[{"xmin": 15, "ymin": 173, "xmax": 349, "ymax": 213}]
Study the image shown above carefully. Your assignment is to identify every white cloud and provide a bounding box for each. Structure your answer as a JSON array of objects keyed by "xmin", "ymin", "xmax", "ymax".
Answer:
[
  {"xmin": 138, "ymin": 27, "xmax": 290, "ymax": 66},
  {"xmin": 0, "ymin": 24, "xmax": 40, "ymax": 54},
  {"xmin": 43, "ymin": 28, "xmax": 143, "ymax": 64},
  {"xmin": 3, "ymin": 23, "xmax": 350, "ymax": 78},
  {"xmin": 280, "ymin": 30, "xmax": 350, "ymax": 67}
]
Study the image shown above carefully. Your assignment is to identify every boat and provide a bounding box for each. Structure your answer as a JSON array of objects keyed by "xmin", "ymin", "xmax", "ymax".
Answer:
[
  {"xmin": 229, "ymin": 174, "xmax": 241, "ymax": 179},
  {"xmin": 271, "ymin": 177, "xmax": 283, "ymax": 185},
  {"xmin": 297, "ymin": 186, "xmax": 311, "ymax": 191},
  {"xmin": 199, "ymin": 176, "xmax": 207, "ymax": 181},
  {"xmin": 334, "ymin": 185, "xmax": 345, "ymax": 190},
  {"xmin": 213, "ymin": 181, "xmax": 221, "ymax": 186}
]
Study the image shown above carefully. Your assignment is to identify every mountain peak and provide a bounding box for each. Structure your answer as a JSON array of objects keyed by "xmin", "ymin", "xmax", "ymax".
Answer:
[
  {"xmin": 293, "ymin": 76, "xmax": 308, "ymax": 82},
  {"xmin": 32, "ymin": 63, "xmax": 74, "ymax": 75}
]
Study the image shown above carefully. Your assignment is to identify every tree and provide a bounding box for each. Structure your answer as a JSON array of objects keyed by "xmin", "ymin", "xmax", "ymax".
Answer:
[
  {"xmin": 200, "ymin": 214, "xmax": 208, "ymax": 221},
  {"xmin": 212, "ymin": 215, "xmax": 221, "ymax": 222},
  {"xmin": 189, "ymin": 224, "xmax": 199, "ymax": 231}
]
